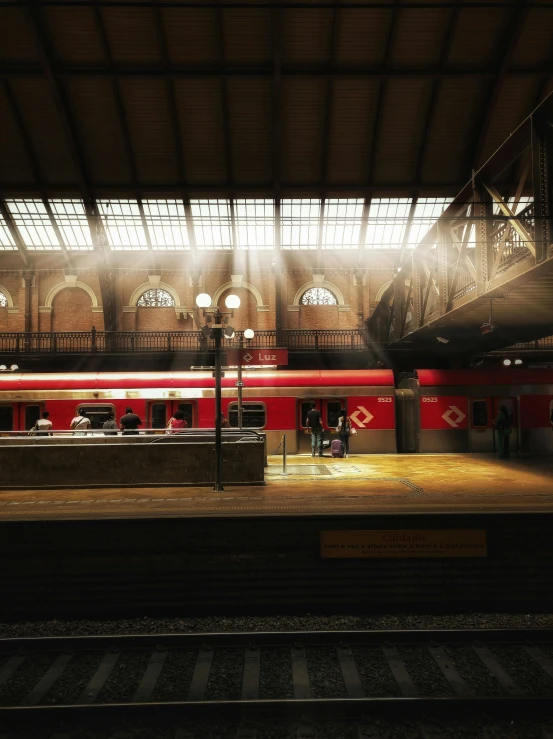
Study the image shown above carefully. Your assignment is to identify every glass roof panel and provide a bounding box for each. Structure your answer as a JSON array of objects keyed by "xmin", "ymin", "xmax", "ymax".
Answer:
[
  {"xmin": 322, "ymin": 198, "xmax": 364, "ymax": 249},
  {"xmin": 0, "ymin": 211, "xmax": 17, "ymax": 250},
  {"xmin": 281, "ymin": 199, "xmax": 321, "ymax": 249},
  {"xmin": 408, "ymin": 198, "xmax": 454, "ymax": 247},
  {"xmin": 235, "ymin": 199, "xmax": 274, "ymax": 249},
  {"xmin": 97, "ymin": 199, "xmax": 148, "ymax": 250},
  {"xmin": 49, "ymin": 199, "xmax": 93, "ymax": 250},
  {"xmin": 6, "ymin": 199, "xmax": 61, "ymax": 250},
  {"xmin": 142, "ymin": 200, "xmax": 190, "ymax": 250},
  {"xmin": 190, "ymin": 199, "xmax": 232, "ymax": 249},
  {"xmin": 365, "ymin": 198, "xmax": 412, "ymax": 249}
]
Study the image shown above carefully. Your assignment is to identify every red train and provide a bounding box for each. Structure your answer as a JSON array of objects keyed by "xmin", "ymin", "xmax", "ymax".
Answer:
[{"xmin": 0, "ymin": 368, "xmax": 552, "ymax": 454}]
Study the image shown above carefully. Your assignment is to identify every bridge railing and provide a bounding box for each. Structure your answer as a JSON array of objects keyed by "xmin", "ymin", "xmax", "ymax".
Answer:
[{"xmin": 0, "ymin": 329, "xmax": 367, "ymax": 354}]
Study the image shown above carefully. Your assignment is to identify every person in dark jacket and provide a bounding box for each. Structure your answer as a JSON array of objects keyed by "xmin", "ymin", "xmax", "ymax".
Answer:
[
  {"xmin": 495, "ymin": 405, "xmax": 512, "ymax": 459},
  {"xmin": 120, "ymin": 406, "xmax": 142, "ymax": 435},
  {"xmin": 103, "ymin": 412, "xmax": 118, "ymax": 436},
  {"xmin": 306, "ymin": 400, "xmax": 323, "ymax": 457}
]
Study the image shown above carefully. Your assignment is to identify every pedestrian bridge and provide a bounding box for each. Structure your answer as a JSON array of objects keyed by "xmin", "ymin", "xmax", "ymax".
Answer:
[{"xmin": 367, "ymin": 92, "xmax": 553, "ymax": 358}]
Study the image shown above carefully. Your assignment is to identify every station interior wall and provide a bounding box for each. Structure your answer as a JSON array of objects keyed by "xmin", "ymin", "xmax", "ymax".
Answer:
[{"xmin": 0, "ymin": 252, "xmax": 397, "ymax": 334}]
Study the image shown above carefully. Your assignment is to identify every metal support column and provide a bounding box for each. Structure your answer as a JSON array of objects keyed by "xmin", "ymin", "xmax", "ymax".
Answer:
[
  {"xmin": 474, "ymin": 183, "xmax": 492, "ymax": 296},
  {"xmin": 213, "ymin": 314, "xmax": 223, "ymax": 492},
  {"xmin": 23, "ymin": 272, "xmax": 33, "ymax": 333},
  {"xmin": 531, "ymin": 112, "xmax": 553, "ymax": 264},
  {"xmin": 436, "ymin": 220, "xmax": 449, "ymax": 316}
]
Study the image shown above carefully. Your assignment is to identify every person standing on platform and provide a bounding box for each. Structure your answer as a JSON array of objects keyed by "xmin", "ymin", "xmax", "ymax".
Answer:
[
  {"xmin": 166, "ymin": 409, "xmax": 188, "ymax": 434},
  {"xmin": 70, "ymin": 408, "xmax": 90, "ymax": 436},
  {"xmin": 337, "ymin": 409, "xmax": 352, "ymax": 458},
  {"xmin": 36, "ymin": 411, "xmax": 53, "ymax": 437},
  {"xmin": 103, "ymin": 412, "xmax": 118, "ymax": 436},
  {"xmin": 306, "ymin": 400, "xmax": 323, "ymax": 458},
  {"xmin": 120, "ymin": 406, "xmax": 142, "ymax": 435},
  {"xmin": 495, "ymin": 405, "xmax": 512, "ymax": 459},
  {"xmin": 220, "ymin": 412, "xmax": 230, "ymax": 428}
]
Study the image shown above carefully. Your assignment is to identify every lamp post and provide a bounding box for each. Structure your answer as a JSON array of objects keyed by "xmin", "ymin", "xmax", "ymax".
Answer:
[
  {"xmin": 196, "ymin": 291, "xmax": 251, "ymax": 492},
  {"xmin": 238, "ymin": 328, "xmax": 255, "ymax": 430}
]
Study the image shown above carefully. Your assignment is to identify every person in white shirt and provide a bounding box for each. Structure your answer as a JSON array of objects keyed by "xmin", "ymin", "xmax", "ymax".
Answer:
[
  {"xmin": 35, "ymin": 411, "xmax": 53, "ymax": 437},
  {"xmin": 70, "ymin": 409, "xmax": 91, "ymax": 436}
]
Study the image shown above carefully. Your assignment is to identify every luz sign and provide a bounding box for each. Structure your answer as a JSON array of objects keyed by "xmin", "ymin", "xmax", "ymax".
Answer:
[
  {"xmin": 320, "ymin": 530, "xmax": 487, "ymax": 558},
  {"xmin": 226, "ymin": 348, "xmax": 289, "ymax": 366}
]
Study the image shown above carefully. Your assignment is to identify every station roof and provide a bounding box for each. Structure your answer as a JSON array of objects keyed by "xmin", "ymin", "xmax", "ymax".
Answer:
[{"xmin": 1, "ymin": 0, "xmax": 552, "ymax": 201}]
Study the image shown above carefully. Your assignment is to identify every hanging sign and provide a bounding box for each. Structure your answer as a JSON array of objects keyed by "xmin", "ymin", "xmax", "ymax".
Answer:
[{"xmin": 226, "ymin": 348, "xmax": 288, "ymax": 366}]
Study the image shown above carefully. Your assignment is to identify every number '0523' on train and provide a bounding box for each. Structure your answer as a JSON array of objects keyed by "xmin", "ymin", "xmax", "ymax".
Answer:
[{"xmin": 1, "ymin": 369, "xmax": 553, "ymax": 454}]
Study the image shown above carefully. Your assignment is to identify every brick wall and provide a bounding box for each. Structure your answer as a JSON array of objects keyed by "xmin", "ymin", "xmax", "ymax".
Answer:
[
  {"xmin": 51, "ymin": 288, "xmax": 94, "ymax": 332},
  {"xmin": 0, "ymin": 261, "xmax": 394, "ymax": 335}
]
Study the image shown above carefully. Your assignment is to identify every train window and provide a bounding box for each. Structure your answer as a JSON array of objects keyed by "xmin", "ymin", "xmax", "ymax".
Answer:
[
  {"xmin": 472, "ymin": 400, "xmax": 488, "ymax": 427},
  {"xmin": 25, "ymin": 405, "xmax": 41, "ymax": 430},
  {"xmin": 177, "ymin": 403, "xmax": 194, "ymax": 428},
  {"xmin": 76, "ymin": 404, "xmax": 115, "ymax": 430},
  {"xmin": 228, "ymin": 402, "xmax": 266, "ymax": 429},
  {"xmin": 326, "ymin": 401, "xmax": 343, "ymax": 428},
  {"xmin": 300, "ymin": 401, "xmax": 312, "ymax": 428},
  {"xmin": 0, "ymin": 406, "xmax": 13, "ymax": 431},
  {"xmin": 151, "ymin": 403, "xmax": 167, "ymax": 430}
]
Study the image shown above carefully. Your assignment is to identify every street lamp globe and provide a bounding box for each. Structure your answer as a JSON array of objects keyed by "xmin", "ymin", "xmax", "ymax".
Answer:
[
  {"xmin": 244, "ymin": 328, "xmax": 255, "ymax": 340},
  {"xmin": 225, "ymin": 294, "xmax": 240, "ymax": 310},
  {"xmin": 195, "ymin": 292, "xmax": 212, "ymax": 308},
  {"xmin": 0, "ymin": 365, "xmax": 6, "ymax": 371},
  {"xmin": 10, "ymin": 365, "xmax": 18, "ymax": 371}
]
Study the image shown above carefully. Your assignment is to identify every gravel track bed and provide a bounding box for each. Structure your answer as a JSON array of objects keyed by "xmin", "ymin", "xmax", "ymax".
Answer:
[
  {"xmin": 2, "ymin": 612, "xmax": 553, "ymax": 638},
  {"xmin": 398, "ymin": 646, "xmax": 455, "ymax": 697},
  {"xmin": 152, "ymin": 649, "xmax": 197, "ymax": 701},
  {"xmin": 352, "ymin": 646, "xmax": 400, "ymax": 696},
  {"xmin": 489, "ymin": 645, "xmax": 553, "ymax": 695},
  {"xmin": 40, "ymin": 651, "xmax": 103, "ymax": 705},
  {"xmin": 204, "ymin": 648, "xmax": 243, "ymax": 700},
  {"xmin": 1, "ymin": 718, "xmax": 553, "ymax": 738},
  {"xmin": 444, "ymin": 644, "xmax": 505, "ymax": 696},
  {"xmin": 0, "ymin": 652, "xmax": 53, "ymax": 706},
  {"xmin": 259, "ymin": 647, "xmax": 293, "ymax": 699},
  {"xmin": 306, "ymin": 646, "xmax": 347, "ymax": 698},
  {"xmin": 96, "ymin": 650, "xmax": 151, "ymax": 703}
]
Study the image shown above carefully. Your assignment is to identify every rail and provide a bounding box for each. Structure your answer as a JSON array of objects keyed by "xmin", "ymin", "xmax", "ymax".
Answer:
[
  {"xmin": 0, "ymin": 329, "xmax": 367, "ymax": 354},
  {"xmin": 0, "ymin": 629, "xmax": 552, "ymax": 724}
]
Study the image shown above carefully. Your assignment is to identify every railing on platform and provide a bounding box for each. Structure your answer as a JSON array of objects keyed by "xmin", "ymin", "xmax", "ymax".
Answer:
[{"xmin": 0, "ymin": 329, "xmax": 367, "ymax": 354}]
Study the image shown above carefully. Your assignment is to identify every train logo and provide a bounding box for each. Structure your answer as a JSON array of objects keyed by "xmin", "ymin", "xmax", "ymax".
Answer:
[
  {"xmin": 441, "ymin": 405, "xmax": 467, "ymax": 428},
  {"xmin": 351, "ymin": 406, "xmax": 374, "ymax": 428}
]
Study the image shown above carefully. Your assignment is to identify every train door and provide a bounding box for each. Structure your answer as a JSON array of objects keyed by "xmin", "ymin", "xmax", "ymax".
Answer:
[
  {"xmin": 492, "ymin": 397, "xmax": 519, "ymax": 453},
  {"xmin": 0, "ymin": 403, "xmax": 14, "ymax": 436},
  {"xmin": 469, "ymin": 398, "xmax": 494, "ymax": 452},
  {"xmin": 147, "ymin": 400, "xmax": 195, "ymax": 432},
  {"xmin": 19, "ymin": 402, "xmax": 43, "ymax": 433},
  {"xmin": 297, "ymin": 398, "xmax": 345, "ymax": 454}
]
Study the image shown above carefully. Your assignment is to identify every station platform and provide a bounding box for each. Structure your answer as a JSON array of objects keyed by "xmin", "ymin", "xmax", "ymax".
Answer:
[{"xmin": 1, "ymin": 453, "xmax": 553, "ymax": 520}]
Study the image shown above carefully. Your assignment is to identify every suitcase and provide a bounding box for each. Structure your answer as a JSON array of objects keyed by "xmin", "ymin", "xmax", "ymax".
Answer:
[{"xmin": 331, "ymin": 439, "xmax": 344, "ymax": 458}]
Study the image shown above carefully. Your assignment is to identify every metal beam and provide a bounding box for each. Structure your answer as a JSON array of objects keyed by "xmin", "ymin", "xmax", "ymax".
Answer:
[
  {"xmin": 0, "ymin": 201, "xmax": 30, "ymax": 268},
  {"xmin": 470, "ymin": 1, "xmax": 529, "ymax": 170},
  {"xmin": 397, "ymin": 197, "xmax": 417, "ymax": 269},
  {"xmin": 357, "ymin": 197, "xmax": 371, "ymax": 264},
  {"xmin": 2, "ymin": 2, "xmax": 547, "ymax": 9},
  {"xmin": 489, "ymin": 158, "xmax": 529, "ymax": 280},
  {"xmin": 482, "ymin": 181, "xmax": 536, "ymax": 258},
  {"xmin": 2, "ymin": 79, "xmax": 71, "ymax": 265},
  {"xmin": 321, "ymin": 0, "xmax": 341, "ymax": 189},
  {"xmin": 215, "ymin": 1, "xmax": 234, "ymax": 187},
  {"xmin": 272, "ymin": 6, "xmax": 282, "ymax": 201},
  {"xmin": 414, "ymin": 1, "xmax": 461, "ymax": 183},
  {"xmin": 531, "ymin": 111, "xmax": 553, "ymax": 264},
  {"xmin": 4, "ymin": 64, "xmax": 551, "ymax": 80},
  {"xmin": 367, "ymin": 0, "xmax": 399, "ymax": 185}
]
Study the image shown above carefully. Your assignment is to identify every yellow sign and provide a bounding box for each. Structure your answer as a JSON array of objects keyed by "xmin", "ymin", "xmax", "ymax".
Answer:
[{"xmin": 321, "ymin": 530, "xmax": 487, "ymax": 558}]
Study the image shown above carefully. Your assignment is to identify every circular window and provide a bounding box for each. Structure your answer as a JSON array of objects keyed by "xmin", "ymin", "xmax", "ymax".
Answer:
[
  {"xmin": 0, "ymin": 292, "xmax": 7, "ymax": 308},
  {"xmin": 137, "ymin": 289, "xmax": 175, "ymax": 307},
  {"xmin": 300, "ymin": 287, "xmax": 337, "ymax": 306}
]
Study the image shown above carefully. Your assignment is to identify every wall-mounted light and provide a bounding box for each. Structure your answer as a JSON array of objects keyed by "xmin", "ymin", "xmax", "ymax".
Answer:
[
  {"xmin": 514, "ymin": 358, "xmax": 523, "ymax": 365},
  {"xmin": 503, "ymin": 358, "xmax": 512, "ymax": 366}
]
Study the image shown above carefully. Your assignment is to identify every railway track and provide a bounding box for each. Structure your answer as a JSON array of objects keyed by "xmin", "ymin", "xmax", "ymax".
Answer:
[{"xmin": 1, "ymin": 629, "xmax": 553, "ymax": 724}]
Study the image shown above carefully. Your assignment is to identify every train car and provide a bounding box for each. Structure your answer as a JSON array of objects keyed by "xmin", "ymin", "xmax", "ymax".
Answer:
[
  {"xmin": 0, "ymin": 369, "xmax": 397, "ymax": 454},
  {"xmin": 400, "ymin": 369, "xmax": 553, "ymax": 454}
]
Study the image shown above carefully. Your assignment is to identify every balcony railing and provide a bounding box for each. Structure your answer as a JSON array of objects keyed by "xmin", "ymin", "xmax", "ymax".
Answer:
[{"xmin": 0, "ymin": 329, "xmax": 368, "ymax": 355}]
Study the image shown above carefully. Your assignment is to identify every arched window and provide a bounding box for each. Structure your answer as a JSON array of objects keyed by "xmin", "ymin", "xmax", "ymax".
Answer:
[
  {"xmin": 0, "ymin": 292, "xmax": 7, "ymax": 308},
  {"xmin": 300, "ymin": 287, "xmax": 337, "ymax": 306},
  {"xmin": 137, "ymin": 289, "xmax": 175, "ymax": 307}
]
